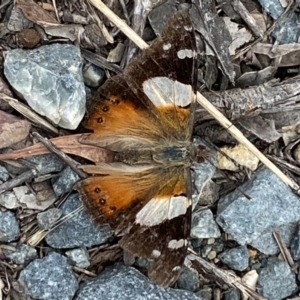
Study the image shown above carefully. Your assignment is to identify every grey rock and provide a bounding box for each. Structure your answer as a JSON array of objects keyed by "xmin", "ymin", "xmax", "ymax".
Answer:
[
  {"xmin": 4, "ymin": 244, "xmax": 37, "ymax": 265},
  {"xmin": 4, "ymin": 44, "xmax": 86, "ymax": 129},
  {"xmin": 0, "ymin": 191, "xmax": 19, "ymax": 209},
  {"xmin": 258, "ymin": 259, "xmax": 297, "ymax": 300},
  {"xmin": 197, "ymin": 286, "xmax": 212, "ymax": 300},
  {"xmin": 37, "ymin": 208, "xmax": 62, "ymax": 230},
  {"xmin": 218, "ymin": 245, "xmax": 249, "ymax": 271},
  {"xmin": 290, "ymin": 223, "xmax": 300, "ymax": 261},
  {"xmin": 52, "ymin": 166, "xmax": 81, "ymax": 197},
  {"xmin": 83, "ymin": 64, "xmax": 105, "ymax": 87},
  {"xmin": 8, "ymin": 6, "xmax": 33, "ymax": 31},
  {"xmin": 76, "ymin": 263, "xmax": 203, "ymax": 300},
  {"xmin": 0, "ymin": 165, "xmax": 10, "ymax": 181},
  {"xmin": 272, "ymin": 11, "xmax": 300, "ymax": 44},
  {"xmin": 199, "ymin": 180, "xmax": 219, "ymax": 205},
  {"xmin": 46, "ymin": 193, "xmax": 111, "ymax": 248},
  {"xmin": 250, "ymin": 222, "xmax": 297, "ymax": 255},
  {"xmin": 26, "ymin": 154, "xmax": 65, "ymax": 175},
  {"xmin": 258, "ymin": 0, "xmax": 299, "ymax": 44},
  {"xmin": 65, "ymin": 247, "xmax": 90, "ymax": 268},
  {"xmin": 224, "ymin": 289, "xmax": 240, "ymax": 300},
  {"xmin": 257, "ymin": 0, "xmax": 284, "ymax": 19},
  {"xmin": 177, "ymin": 266, "xmax": 199, "ymax": 292},
  {"xmin": 191, "ymin": 209, "xmax": 220, "ymax": 239},
  {"xmin": 201, "ymin": 245, "xmax": 212, "ymax": 258},
  {"xmin": 0, "ymin": 211, "xmax": 20, "ymax": 242},
  {"xmin": 19, "ymin": 252, "xmax": 78, "ymax": 300},
  {"xmin": 142, "ymin": 26, "xmax": 156, "ymax": 42},
  {"xmin": 191, "ymin": 238, "xmax": 202, "ymax": 255},
  {"xmin": 216, "ymin": 167, "xmax": 300, "ymax": 254},
  {"xmin": 135, "ymin": 257, "xmax": 151, "ymax": 269},
  {"xmin": 210, "ymin": 241, "xmax": 224, "ymax": 253},
  {"xmin": 191, "ymin": 138, "xmax": 216, "ymax": 209}
]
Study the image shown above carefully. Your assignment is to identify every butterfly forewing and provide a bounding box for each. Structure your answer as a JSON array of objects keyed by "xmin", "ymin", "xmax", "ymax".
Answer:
[
  {"xmin": 76, "ymin": 11, "xmax": 198, "ymax": 287},
  {"xmin": 124, "ymin": 12, "xmax": 197, "ymax": 141}
]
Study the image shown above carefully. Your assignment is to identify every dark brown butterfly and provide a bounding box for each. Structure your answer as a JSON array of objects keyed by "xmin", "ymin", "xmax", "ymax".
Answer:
[{"xmin": 75, "ymin": 11, "xmax": 206, "ymax": 287}]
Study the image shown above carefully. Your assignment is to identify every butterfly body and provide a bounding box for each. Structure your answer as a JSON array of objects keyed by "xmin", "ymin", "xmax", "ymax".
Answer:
[
  {"xmin": 114, "ymin": 142, "xmax": 193, "ymax": 167},
  {"xmin": 75, "ymin": 11, "xmax": 206, "ymax": 287}
]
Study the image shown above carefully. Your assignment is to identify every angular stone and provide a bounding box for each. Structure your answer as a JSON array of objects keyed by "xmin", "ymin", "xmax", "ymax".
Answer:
[
  {"xmin": 52, "ymin": 166, "xmax": 81, "ymax": 197},
  {"xmin": 0, "ymin": 191, "xmax": 19, "ymax": 209},
  {"xmin": 65, "ymin": 247, "xmax": 90, "ymax": 269},
  {"xmin": 46, "ymin": 194, "xmax": 111, "ymax": 248},
  {"xmin": 76, "ymin": 263, "xmax": 203, "ymax": 300},
  {"xmin": 8, "ymin": 6, "xmax": 33, "ymax": 31},
  {"xmin": 26, "ymin": 154, "xmax": 65, "ymax": 175},
  {"xmin": 218, "ymin": 245, "xmax": 249, "ymax": 271},
  {"xmin": 83, "ymin": 64, "xmax": 105, "ymax": 88},
  {"xmin": 0, "ymin": 165, "xmax": 10, "ymax": 181},
  {"xmin": 0, "ymin": 211, "xmax": 20, "ymax": 242},
  {"xmin": 216, "ymin": 167, "xmax": 300, "ymax": 254},
  {"xmin": 258, "ymin": 259, "xmax": 297, "ymax": 300},
  {"xmin": 191, "ymin": 138, "xmax": 216, "ymax": 209},
  {"xmin": 19, "ymin": 252, "xmax": 78, "ymax": 300},
  {"xmin": 4, "ymin": 244, "xmax": 37, "ymax": 265},
  {"xmin": 224, "ymin": 288, "xmax": 240, "ymax": 300},
  {"xmin": 4, "ymin": 44, "xmax": 85, "ymax": 129},
  {"xmin": 177, "ymin": 266, "xmax": 200, "ymax": 292},
  {"xmin": 37, "ymin": 208, "xmax": 62, "ymax": 230},
  {"xmin": 199, "ymin": 180, "xmax": 219, "ymax": 205},
  {"xmin": 191, "ymin": 209, "xmax": 220, "ymax": 239}
]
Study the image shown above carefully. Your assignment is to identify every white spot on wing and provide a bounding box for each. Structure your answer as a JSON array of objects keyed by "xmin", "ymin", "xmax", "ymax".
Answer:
[
  {"xmin": 142, "ymin": 76, "xmax": 194, "ymax": 107},
  {"xmin": 177, "ymin": 49, "xmax": 193, "ymax": 59},
  {"xmin": 184, "ymin": 25, "xmax": 193, "ymax": 32},
  {"xmin": 172, "ymin": 266, "xmax": 181, "ymax": 272},
  {"xmin": 168, "ymin": 239, "xmax": 187, "ymax": 249},
  {"xmin": 163, "ymin": 43, "xmax": 171, "ymax": 50},
  {"xmin": 152, "ymin": 250, "xmax": 161, "ymax": 258},
  {"xmin": 135, "ymin": 195, "xmax": 189, "ymax": 226}
]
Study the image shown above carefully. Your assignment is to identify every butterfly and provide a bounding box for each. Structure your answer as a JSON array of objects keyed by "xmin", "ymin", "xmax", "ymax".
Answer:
[{"xmin": 75, "ymin": 11, "xmax": 206, "ymax": 287}]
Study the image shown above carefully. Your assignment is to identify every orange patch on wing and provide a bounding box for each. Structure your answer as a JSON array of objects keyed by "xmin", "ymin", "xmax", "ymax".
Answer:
[
  {"xmin": 77, "ymin": 175, "xmax": 142, "ymax": 218},
  {"xmin": 75, "ymin": 166, "xmax": 187, "ymax": 229},
  {"xmin": 85, "ymin": 95, "xmax": 154, "ymax": 136}
]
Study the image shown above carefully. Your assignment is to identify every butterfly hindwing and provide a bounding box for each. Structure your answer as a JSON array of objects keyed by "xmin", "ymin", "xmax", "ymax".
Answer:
[
  {"xmin": 119, "ymin": 168, "xmax": 192, "ymax": 287},
  {"xmin": 76, "ymin": 163, "xmax": 191, "ymax": 286}
]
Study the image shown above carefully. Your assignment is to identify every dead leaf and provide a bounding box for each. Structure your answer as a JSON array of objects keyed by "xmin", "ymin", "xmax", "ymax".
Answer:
[
  {"xmin": 282, "ymin": 124, "xmax": 300, "ymax": 145},
  {"xmin": 107, "ymin": 43, "xmax": 125, "ymax": 63},
  {"xmin": 223, "ymin": 17, "xmax": 253, "ymax": 55},
  {"xmin": 236, "ymin": 66, "xmax": 277, "ymax": 88},
  {"xmin": 217, "ymin": 144, "xmax": 259, "ymax": 171},
  {"xmin": 253, "ymin": 43, "xmax": 300, "ymax": 59},
  {"xmin": 238, "ymin": 115, "xmax": 282, "ymax": 143},
  {"xmin": 0, "ymin": 134, "xmax": 114, "ymax": 163},
  {"xmin": 38, "ymin": 22, "xmax": 84, "ymax": 42},
  {"xmin": 0, "ymin": 111, "xmax": 31, "ymax": 149},
  {"xmin": 253, "ymin": 43, "xmax": 300, "ymax": 67},
  {"xmin": 17, "ymin": 0, "xmax": 59, "ymax": 24},
  {"xmin": 13, "ymin": 181, "xmax": 56, "ymax": 210},
  {"xmin": 0, "ymin": 78, "xmax": 13, "ymax": 110}
]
